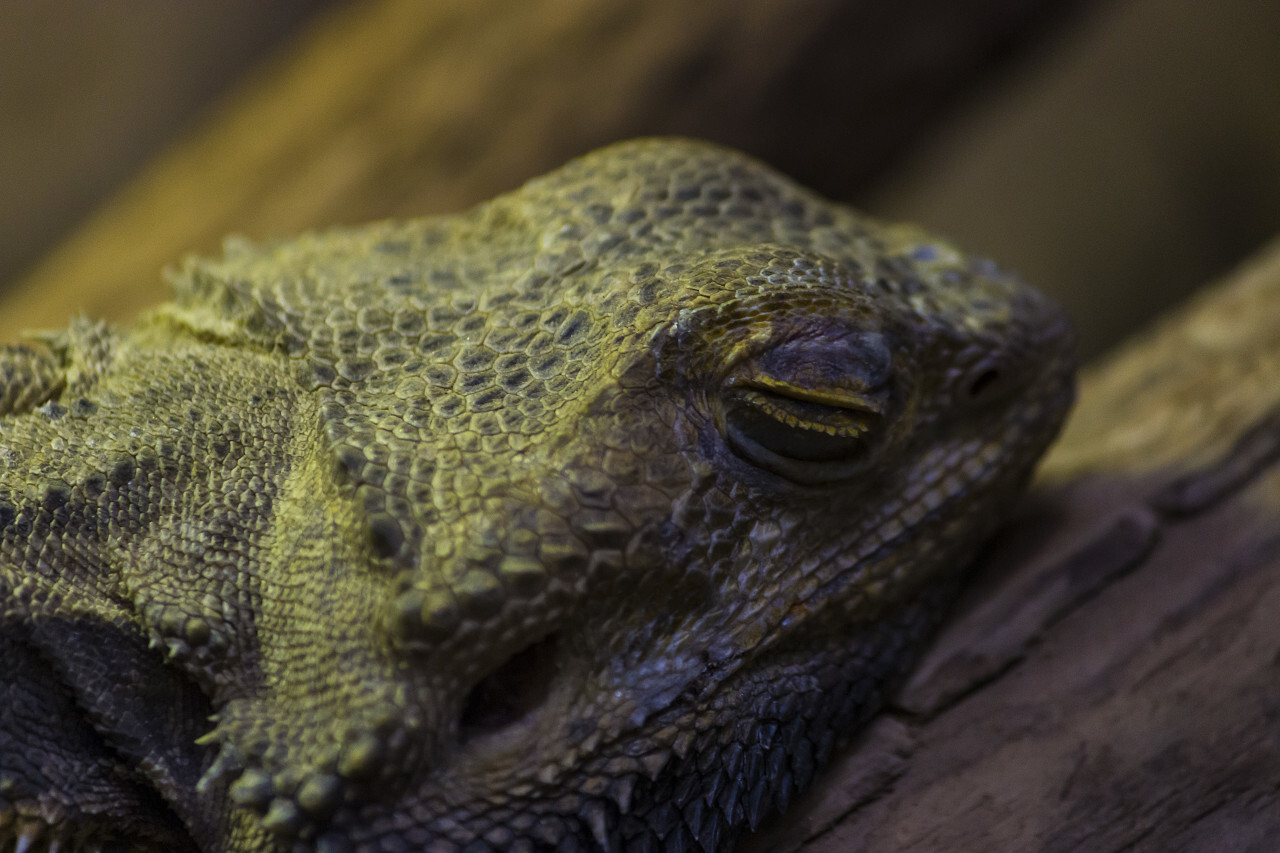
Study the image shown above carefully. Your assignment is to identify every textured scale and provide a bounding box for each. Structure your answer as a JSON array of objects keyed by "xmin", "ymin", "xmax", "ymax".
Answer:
[{"xmin": 0, "ymin": 139, "xmax": 1074, "ymax": 852}]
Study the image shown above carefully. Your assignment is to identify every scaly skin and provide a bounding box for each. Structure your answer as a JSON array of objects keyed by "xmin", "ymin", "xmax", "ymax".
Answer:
[{"xmin": 0, "ymin": 139, "xmax": 1074, "ymax": 852}]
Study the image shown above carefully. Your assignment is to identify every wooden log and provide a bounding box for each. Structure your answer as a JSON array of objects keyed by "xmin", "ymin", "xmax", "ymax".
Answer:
[
  {"xmin": 0, "ymin": 0, "xmax": 1086, "ymax": 342},
  {"xmin": 744, "ymin": 238, "xmax": 1280, "ymax": 851}
]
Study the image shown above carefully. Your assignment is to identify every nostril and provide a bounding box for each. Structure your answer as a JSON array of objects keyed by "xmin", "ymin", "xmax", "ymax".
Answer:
[
  {"xmin": 459, "ymin": 634, "xmax": 560, "ymax": 739},
  {"xmin": 967, "ymin": 367, "xmax": 1002, "ymax": 400}
]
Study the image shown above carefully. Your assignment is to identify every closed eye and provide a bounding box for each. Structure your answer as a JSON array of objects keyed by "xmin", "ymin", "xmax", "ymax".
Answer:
[{"xmin": 720, "ymin": 380, "xmax": 887, "ymax": 483}]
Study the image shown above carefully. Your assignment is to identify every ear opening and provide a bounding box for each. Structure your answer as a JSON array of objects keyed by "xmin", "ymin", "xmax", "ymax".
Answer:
[{"xmin": 459, "ymin": 633, "xmax": 561, "ymax": 739}]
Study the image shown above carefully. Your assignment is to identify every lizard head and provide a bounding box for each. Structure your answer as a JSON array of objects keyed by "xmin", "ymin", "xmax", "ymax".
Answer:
[{"xmin": 166, "ymin": 138, "xmax": 1074, "ymax": 850}]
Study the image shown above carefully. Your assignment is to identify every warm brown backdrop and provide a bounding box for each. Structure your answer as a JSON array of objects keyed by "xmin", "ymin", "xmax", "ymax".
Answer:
[
  {"xmin": 5, "ymin": 2, "xmax": 1280, "ymax": 851},
  {"xmin": 5, "ymin": 0, "xmax": 1280, "ymax": 358},
  {"xmin": 0, "ymin": 0, "xmax": 336, "ymax": 298}
]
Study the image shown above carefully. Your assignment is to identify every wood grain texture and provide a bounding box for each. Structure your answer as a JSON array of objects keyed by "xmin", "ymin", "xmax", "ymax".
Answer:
[{"xmin": 0, "ymin": 0, "xmax": 1082, "ymax": 342}]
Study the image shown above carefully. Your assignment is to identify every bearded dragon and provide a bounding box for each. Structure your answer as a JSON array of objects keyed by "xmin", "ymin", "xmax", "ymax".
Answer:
[{"xmin": 0, "ymin": 138, "xmax": 1074, "ymax": 852}]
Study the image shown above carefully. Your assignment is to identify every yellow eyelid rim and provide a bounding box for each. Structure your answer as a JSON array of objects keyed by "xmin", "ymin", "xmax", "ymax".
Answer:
[{"xmin": 733, "ymin": 375, "xmax": 886, "ymax": 413}]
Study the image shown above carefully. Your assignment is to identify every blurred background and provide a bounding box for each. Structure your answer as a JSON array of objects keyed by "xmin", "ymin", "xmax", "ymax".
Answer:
[{"xmin": 2, "ymin": 0, "xmax": 1278, "ymax": 359}]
